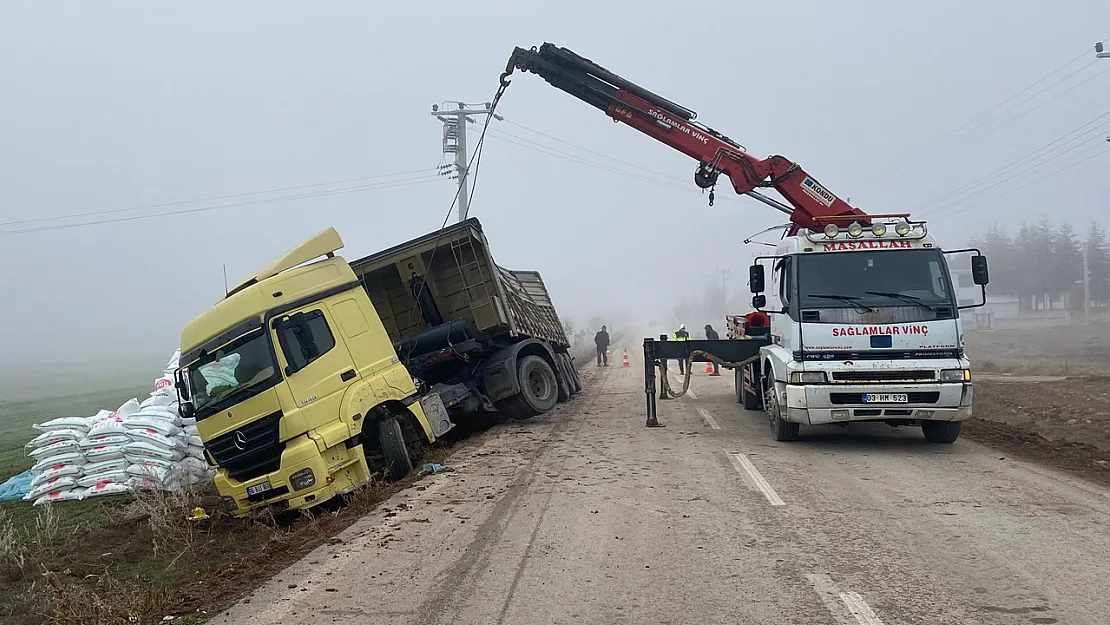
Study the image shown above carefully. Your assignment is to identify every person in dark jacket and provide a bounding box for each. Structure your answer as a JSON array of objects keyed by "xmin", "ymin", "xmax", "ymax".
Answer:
[
  {"xmin": 594, "ymin": 325, "xmax": 610, "ymax": 366},
  {"xmin": 704, "ymin": 324, "xmax": 721, "ymax": 376}
]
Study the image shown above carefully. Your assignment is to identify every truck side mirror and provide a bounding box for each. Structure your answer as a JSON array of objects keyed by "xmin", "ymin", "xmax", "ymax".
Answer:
[
  {"xmin": 752, "ymin": 294, "xmax": 767, "ymax": 309},
  {"xmin": 749, "ymin": 264, "xmax": 765, "ymax": 293},
  {"xmin": 971, "ymin": 255, "xmax": 989, "ymax": 286}
]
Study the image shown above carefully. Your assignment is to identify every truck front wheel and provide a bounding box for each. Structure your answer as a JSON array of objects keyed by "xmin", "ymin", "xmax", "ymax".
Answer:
[
  {"xmin": 766, "ymin": 373, "xmax": 799, "ymax": 442},
  {"xmin": 497, "ymin": 355, "xmax": 559, "ymax": 420},
  {"xmin": 922, "ymin": 420, "xmax": 962, "ymax": 444},
  {"xmin": 379, "ymin": 417, "xmax": 414, "ymax": 480}
]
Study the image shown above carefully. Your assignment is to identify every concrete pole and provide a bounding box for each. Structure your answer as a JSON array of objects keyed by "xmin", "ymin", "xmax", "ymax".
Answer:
[
  {"xmin": 455, "ymin": 111, "xmax": 469, "ymax": 222},
  {"xmin": 431, "ymin": 102, "xmax": 499, "ymax": 223}
]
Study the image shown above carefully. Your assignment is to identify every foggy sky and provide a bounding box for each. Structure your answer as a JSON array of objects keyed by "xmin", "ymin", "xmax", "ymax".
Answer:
[{"xmin": 1, "ymin": 1, "xmax": 1108, "ymax": 365}]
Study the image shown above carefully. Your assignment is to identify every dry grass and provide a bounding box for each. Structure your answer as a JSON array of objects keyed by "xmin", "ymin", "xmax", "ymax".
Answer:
[
  {"xmin": 129, "ymin": 486, "xmax": 210, "ymax": 565},
  {"xmin": 42, "ymin": 569, "xmax": 170, "ymax": 625}
]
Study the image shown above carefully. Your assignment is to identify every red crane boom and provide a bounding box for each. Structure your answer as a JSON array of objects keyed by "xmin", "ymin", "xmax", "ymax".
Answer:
[{"xmin": 501, "ymin": 44, "xmax": 869, "ymax": 235}]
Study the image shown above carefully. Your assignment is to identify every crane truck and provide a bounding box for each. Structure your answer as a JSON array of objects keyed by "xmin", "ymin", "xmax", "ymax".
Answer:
[
  {"xmin": 502, "ymin": 43, "xmax": 989, "ymax": 443},
  {"xmin": 174, "ymin": 218, "xmax": 578, "ymax": 516}
]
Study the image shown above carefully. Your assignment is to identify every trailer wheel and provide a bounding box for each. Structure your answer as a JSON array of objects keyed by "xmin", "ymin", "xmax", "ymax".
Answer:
[
  {"xmin": 497, "ymin": 355, "xmax": 559, "ymax": 419},
  {"xmin": 922, "ymin": 420, "xmax": 962, "ymax": 444},
  {"xmin": 379, "ymin": 417, "xmax": 414, "ymax": 480},
  {"xmin": 741, "ymin": 373, "xmax": 761, "ymax": 411}
]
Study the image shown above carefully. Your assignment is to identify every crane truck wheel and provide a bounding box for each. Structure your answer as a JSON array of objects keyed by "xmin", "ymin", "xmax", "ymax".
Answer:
[
  {"xmin": 497, "ymin": 355, "xmax": 559, "ymax": 420},
  {"xmin": 378, "ymin": 417, "xmax": 414, "ymax": 481},
  {"xmin": 921, "ymin": 420, "xmax": 962, "ymax": 444},
  {"xmin": 765, "ymin": 372, "xmax": 799, "ymax": 442}
]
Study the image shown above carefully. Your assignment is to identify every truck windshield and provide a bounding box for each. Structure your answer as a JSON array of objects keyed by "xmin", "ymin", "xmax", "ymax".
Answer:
[
  {"xmin": 182, "ymin": 328, "xmax": 277, "ymax": 419},
  {"xmin": 796, "ymin": 249, "xmax": 953, "ymax": 310}
]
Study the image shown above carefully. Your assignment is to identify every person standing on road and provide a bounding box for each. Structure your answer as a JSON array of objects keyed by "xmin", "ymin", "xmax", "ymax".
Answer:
[
  {"xmin": 672, "ymin": 324, "xmax": 690, "ymax": 374},
  {"xmin": 704, "ymin": 324, "xmax": 721, "ymax": 376},
  {"xmin": 594, "ymin": 325, "xmax": 610, "ymax": 367}
]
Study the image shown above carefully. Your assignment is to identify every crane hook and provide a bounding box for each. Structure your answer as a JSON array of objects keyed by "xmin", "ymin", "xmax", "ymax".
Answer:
[{"xmin": 708, "ymin": 187, "xmax": 715, "ymax": 207}]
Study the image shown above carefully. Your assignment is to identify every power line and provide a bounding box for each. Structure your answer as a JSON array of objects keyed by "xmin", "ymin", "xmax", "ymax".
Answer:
[
  {"xmin": 930, "ymin": 145, "xmax": 1110, "ymax": 221},
  {"xmin": 487, "ymin": 127, "xmax": 748, "ymax": 205},
  {"xmin": 948, "ymin": 65, "xmax": 1110, "ymax": 147},
  {"xmin": 0, "ymin": 175, "xmax": 443, "ymax": 236},
  {"xmin": 0, "ymin": 167, "xmax": 439, "ymax": 228},
  {"xmin": 920, "ymin": 133, "xmax": 1110, "ymax": 216},
  {"xmin": 501, "ymin": 117, "xmax": 682, "ymax": 180},
  {"xmin": 905, "ymin": 41, "xmax": 1106, "ymax": 157},
  {"xmin": 913, "ymin": 111, "xmax": 1110, "ymax": 210}
]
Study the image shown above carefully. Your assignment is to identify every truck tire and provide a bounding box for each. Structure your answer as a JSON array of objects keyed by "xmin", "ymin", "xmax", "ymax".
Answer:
[
  {"xmin": 766, "ymin": 373, "xmax": 799, "ymax": 442},
  {"xmin": 379, "ymin": 417, "xmax": 414, "ymax": 481},
  {"xmin": 741, "ymin": 378, "xmax": 761, "ymax": 411},
  {"xmin": 922, "ymin": 420, "xmax": 962, "ymax": 444},
  {"xmin": 497, "ymin": 355, "xmax": 559, "ymax": 420}
]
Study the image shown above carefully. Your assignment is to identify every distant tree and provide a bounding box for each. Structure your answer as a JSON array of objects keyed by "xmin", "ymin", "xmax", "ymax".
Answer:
[
  {"xmin": 588, "ymin": 316, "xmax": 604, "ymax": 332},
  {"xmin": 1087, "ymin": 221, "xmax": 1110, "ymax": 307},
  {"xmin": 562, "ymin": 319, "xmax": 576, "ymax": 345},
  {"xmin": 1051, "ymin": 221, "xmax": 1082, "ymax": 309},
  {"xmin": 673, "ymin": 300, "xmax": 692, "ymax": 328}
]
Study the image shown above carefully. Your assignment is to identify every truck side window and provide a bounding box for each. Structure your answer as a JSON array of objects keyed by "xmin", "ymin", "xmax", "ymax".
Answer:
[
  {"xmin": 777, "ymin": 257, "xmax": 792, "ymax": 306},
  {"xmin": 280, "ymin": 309, "xmax": 336, "ymax": 372}
]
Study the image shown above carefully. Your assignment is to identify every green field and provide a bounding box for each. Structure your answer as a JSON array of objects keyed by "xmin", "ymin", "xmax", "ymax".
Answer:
[{"xmin": 0, "ymin": 386, "xmax": 150, "ymax": 478}]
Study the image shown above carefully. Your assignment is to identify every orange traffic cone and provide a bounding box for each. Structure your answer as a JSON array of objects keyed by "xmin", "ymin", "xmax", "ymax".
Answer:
[
  {"xmin": 705, "ymin": 360, "xmax": 714, "ymax": 374},
  {"xmin": 622, "ymin": 348, "xmax": 630, "ymax": 368}
]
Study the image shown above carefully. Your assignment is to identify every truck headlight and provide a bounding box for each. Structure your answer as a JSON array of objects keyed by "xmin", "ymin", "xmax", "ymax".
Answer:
[
  {"xmin": 290, "ymin": 468, "xmax": 316, "ymax": 491},
  {"xmin": 940, "ymin": 369, "xmax": 971, "ymax": 382},
  {"xmin": 789, "ymin": 371, "xmax": 827, "ymax": 384}
]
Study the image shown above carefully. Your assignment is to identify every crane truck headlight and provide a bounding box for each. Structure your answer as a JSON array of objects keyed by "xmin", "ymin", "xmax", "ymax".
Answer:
[
  {"xmin": 895, "ymin": 221, "xmax": 912, "ymax": 236},
  {"xmin": 790, "ymin": 371, "xmax": 828, "ymax": 384},
  {"xmin": 940, "ymin": 369, "xmax": 971, "ymax": 382},
  {"xmin": 847, "ymin": 222, "xmax": 864, "ymax": 238},
  {"xmin": 871, "ymin": 223, "xmax": 888, "ymax": 236},
  {"xmin": 823, "ymin": 224, "xmax": 839, "ymax": 238}
]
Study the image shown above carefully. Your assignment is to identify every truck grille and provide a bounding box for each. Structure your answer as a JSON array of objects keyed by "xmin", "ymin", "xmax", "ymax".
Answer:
[
  {"xmin": 205, "ymin": 411, "xmax": 285, "ymax": 483},
  {"xmin": 830, "ymin": 392, "xmax": 940, "ymax": 405},
  {"xmin": 831, "ymin": 370, "xmax": 934, "ymax": 382}
]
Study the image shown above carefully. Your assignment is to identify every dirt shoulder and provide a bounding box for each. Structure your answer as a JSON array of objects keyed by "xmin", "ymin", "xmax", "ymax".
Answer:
[{"xmin": 962, "ymin": 323, "xmax": 1110, "ymax": 488}]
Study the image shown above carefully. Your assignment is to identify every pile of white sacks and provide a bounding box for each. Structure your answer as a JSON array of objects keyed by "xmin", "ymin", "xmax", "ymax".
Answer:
[{"xmin": 22, "ymin": 350, "xmax": 214, "ymax": 505}]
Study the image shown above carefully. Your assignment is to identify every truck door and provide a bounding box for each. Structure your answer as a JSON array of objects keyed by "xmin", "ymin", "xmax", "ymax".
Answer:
[{"xmin": 271, "ymin": 304, "xmax": 357, "ymax": 419}]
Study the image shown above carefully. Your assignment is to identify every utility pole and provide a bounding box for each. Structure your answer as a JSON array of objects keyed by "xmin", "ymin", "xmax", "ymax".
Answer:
[
  {"xmin": 431, "ymin": 101, "xmax": 502, "ymax": 222},
  {"xmin": 718, "ymin": 268, "xmax": 730, "ymax": 296}
]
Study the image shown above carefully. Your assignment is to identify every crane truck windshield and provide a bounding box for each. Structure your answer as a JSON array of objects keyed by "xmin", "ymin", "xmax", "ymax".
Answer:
[
  {"xmin": 796, "ymin": 249, "xmax": 954, "ymax": 314},
  {"xmin": 181, "ymin": 328, "xmax": 277, "ymax": 420}
]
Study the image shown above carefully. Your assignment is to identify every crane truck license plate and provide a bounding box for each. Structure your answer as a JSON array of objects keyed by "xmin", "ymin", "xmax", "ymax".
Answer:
[
  {"xmin": 246, "ymin": 481, "xmax": 272, "ymax": 497},
  {"xmin": 863, "ymin": 393, "xmax": 908, "ymax": 403}
]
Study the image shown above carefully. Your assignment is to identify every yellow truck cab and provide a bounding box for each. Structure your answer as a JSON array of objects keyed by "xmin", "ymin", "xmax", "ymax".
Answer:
[
  {"xmin": 177, "ymin": 220, "xmax": 577, "ymax": 516},
  {"xmin": 176, "ymin": 228, "xmax": 437, "ymax": 515}
]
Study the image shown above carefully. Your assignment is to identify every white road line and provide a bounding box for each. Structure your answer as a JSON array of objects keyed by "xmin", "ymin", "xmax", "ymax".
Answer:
[
  {"xmin": 840, "ymin": 592, "xmax": 885, "ymax": 625},
  {"xmin": 696, "ymin": 406, "xmax": 721, "ymax": 430},
  {"xmin": 728, "ymin": 453, "xmax": 784, "ymax": 506},
  {"xmin": 805, "ymin": 574, "xmax": 886, "ymax": 625}
]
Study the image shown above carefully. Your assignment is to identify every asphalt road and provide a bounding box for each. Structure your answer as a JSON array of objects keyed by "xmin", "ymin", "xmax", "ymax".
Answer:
[{"xmin": 212, "ymin": 345, "xmax": 1110, "ymax": 625}]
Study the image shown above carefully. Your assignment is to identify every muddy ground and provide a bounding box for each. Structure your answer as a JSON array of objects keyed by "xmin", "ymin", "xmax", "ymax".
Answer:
[{"xmin": 963, "ymin": 321, "xmax": 1110, "ymax": 487}]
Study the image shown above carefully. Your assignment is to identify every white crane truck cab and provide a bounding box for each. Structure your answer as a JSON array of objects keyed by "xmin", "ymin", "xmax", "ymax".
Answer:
[{"xmin": 742, "ymin": 217, "xmax": 989, "ymax": 443}]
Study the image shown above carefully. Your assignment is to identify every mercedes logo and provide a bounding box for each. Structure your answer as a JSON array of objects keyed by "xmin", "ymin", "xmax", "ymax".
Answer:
[{"xmin": 233, "ymin": 430, "xmax": 248, "ymax": 451}]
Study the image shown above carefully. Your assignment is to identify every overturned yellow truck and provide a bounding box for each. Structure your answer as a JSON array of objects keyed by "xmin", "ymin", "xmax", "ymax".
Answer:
[{"xmin": 175, "ymin": 219, "xmax": 579, "ymax": 516}]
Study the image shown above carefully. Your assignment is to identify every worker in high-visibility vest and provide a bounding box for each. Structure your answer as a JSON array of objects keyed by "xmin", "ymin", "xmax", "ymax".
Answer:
[{"xmin": 671, "ymin": 324, "xmax": 690, "ymax": 374}]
